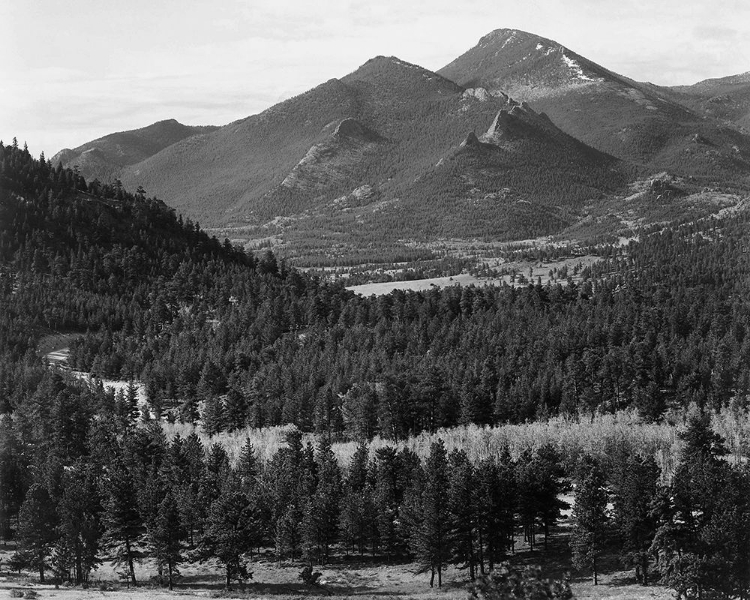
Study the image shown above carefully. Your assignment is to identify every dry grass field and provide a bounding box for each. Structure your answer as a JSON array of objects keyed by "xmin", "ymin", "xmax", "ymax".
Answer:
[{"xmin": 0, "ymin": 517, "xmax": 675, "ymax": 600}]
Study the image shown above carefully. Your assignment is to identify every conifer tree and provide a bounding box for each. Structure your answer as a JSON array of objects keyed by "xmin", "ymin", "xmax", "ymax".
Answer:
[
  {"xmin": 149, "ymin": 492, "xmax": 184, "ymax": 590},
  {"xmin": 339, "ymin": 443, "xmax": 373, "ymax": 555},
  {"xmin": 613, "ymin": 454, "xmax": 658, "ymax": 584},
  {"xmin": 570, "ymin": 455, "xmax": 609, "ymax": 585},
  {"xmin": 101, "ymin": 458, "xmax": 143, "ymax": 586},
  {"xmin": 474, "ymin": 455, "xmax": 516, "ymax": 572},
  {"xmin": 17, "ymin": 483, "xmax": 58, "ymax": 583},
  {"xmin": 0, "ymin": 415, "xmax": 26, "ymax": 540},
  {"xmin": 53, "ymin": 463, "xmax": 102, "ymax": 585},
  {"xmin": 447, "ymin": 449, "xmax": 478, "ymax": 579},
  {"xmin": 414, "ymin": 440, "xmax": 449, "ymax": 587},
  {"xmin": 198, "ymin": 486, "xmax": 256, "ymax": 589},
  {"xmin": 373, "ymin": 447, "xmax": 400, "ymax": 560}
]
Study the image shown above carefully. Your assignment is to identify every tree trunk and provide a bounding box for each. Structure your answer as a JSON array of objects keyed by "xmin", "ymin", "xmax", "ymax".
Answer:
[
  {"xmin": 477, "ymin": 528, "xmax": 485, "ymax": 575},
  {"xmin": 125, "ymin": 538, "xmax": 137, "ymax": 587},
  {"xmin": 429, "ymin": 566, "xmax": 435, "ymax": 588}
]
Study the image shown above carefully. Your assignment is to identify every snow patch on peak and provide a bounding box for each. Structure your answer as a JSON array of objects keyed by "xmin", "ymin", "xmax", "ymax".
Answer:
[
  {"xmin": 561, "ymin": 53, "xmax": 600, "ymax": 82},
  {"xmin": 535, "ymin": 43, "xmax": 543, "ymax": 50},
  {"xmin": 501, "ymin": 30, "xmax": 518, "ymax": 48}
]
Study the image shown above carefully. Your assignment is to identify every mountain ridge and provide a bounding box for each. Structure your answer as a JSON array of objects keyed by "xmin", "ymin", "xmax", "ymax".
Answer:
[
  {"xmin": 51, "ymin": 118, "xmax": 218, "ymax": 182},
  {"xmin": 437, "ymin": 28, "xmax": 750, "ymax": 176},
  {"xmin": 46, "ymin": 31, "xmax": 750, "ymax": 265}
]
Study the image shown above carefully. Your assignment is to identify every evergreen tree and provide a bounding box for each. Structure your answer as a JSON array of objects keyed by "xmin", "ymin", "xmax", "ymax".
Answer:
[
  {"xmin": 0, "ymin": 415, "xmax": 26, "ymax": 540},
  {"xmin": 613, "ymin": 454, "xmax": 658, "ymax": 584},
  {"xmin": 474, "ymin": 455, "xmax": 515, "ymax": 572},
  {"xmin": 148, "ymin": 492, "xmax": 184, "ymax": 590},
  {"xmin": 447, "ymin": 449, "xmax": 478, "ymax": 579},
  {"xmin": 650, "ymin": 414, "xmax": 749, "ymax": 599},
  {"xmin": 373, "ymin": 447, "xmax": 400, "ymax": 560},
  {"xmin": 414, "ymin": 440, "xmax": 449, "ymax": 587},
  {"xmin": 101, "ymin": 458, "xmax": 143, "ymax": 586},
  {"xmin": 570, "ymin": 455, "xmax": 609, "ymax": 585},
  {"xmin": 301, "ymin": 438, "xmax": 341, "ymax": 564},
  {"xmin": 197, "ymin": 486, "xmax": 256, "ymax": 589},
  {"xmin": 339, "ymin": 443, "xmax": 374, "ymax": 555},
  {"xmin": 17, "ymin": 483, "xmax": 58, "ymax": 583},
  {"xmin": 53, "ymin": 463, "xmax": 102, "ymax": 585}
]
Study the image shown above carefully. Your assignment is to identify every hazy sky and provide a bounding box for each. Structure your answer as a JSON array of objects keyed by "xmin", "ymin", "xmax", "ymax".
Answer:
[{"xmin": 2, "ymin": 0, "xmax": 748, "ymax": 157}]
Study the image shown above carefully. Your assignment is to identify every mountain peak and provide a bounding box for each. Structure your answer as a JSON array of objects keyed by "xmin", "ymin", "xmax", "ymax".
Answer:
[
  {"xmin": 439, "ymin": 28, "xmax": 609, "ymax": 97},
  {"xmin": 481, "ymin": 101, "xmax": 555, "ymax": 144},
  {"xmin": 478, "ymin": 28, "xmax": 551, "ymax": 48}
]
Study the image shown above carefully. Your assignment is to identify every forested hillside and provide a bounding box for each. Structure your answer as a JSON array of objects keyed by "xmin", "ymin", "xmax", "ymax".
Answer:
[{"xmin": 2, "ymin": 141, "xmax": 750, "ymax": 596}]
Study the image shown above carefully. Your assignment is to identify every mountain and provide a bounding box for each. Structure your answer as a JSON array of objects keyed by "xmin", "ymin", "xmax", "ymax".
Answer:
[
  {"xmin": 51, "ymin": 119, "xmax": 218, "ymax": 182},
  {"xmin": 53, "ymin": 35, "xmax": 750, "ymax": 266},
  {"xmin": 438, "ymin": 29, "xmax": 750, "ymax": 177},
  {"xmin": 663, "ymin": 72, "xmax": 750, "ymax": 133},
  {"xmin": 114, "ymin": 56, "xmax": 626, "ymax": 248},
  {"xmin": 394, "ymin": 98, "xmax": 626, "ymax": 239}
]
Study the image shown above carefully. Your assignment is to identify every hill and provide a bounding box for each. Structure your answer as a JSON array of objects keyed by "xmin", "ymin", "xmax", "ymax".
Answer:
[
  {"xmin": 438, "ymin": 29, "xmax": 750, "ymax": 177},
  {"xmin": 662, "ymin": 72, "xmax": 750, "ymax": 133},
  {"xmin": 51, "ymin": 119, "xmax": 218, "ymax": 182}
]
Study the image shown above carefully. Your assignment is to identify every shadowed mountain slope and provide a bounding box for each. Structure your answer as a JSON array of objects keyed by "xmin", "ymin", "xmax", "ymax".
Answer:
[{"xmin": 119, "ymin": 57, "xmax": 549, "ymax": 225}]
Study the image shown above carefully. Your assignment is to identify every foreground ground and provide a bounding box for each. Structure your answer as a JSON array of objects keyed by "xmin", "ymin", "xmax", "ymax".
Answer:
[
  {"xmin": 0, "ymin": 526, "xmax": 675, "ymax": 600},
  {"xmin": 0, "ymin": 562, "xmax": 675, "ymax": 600}
]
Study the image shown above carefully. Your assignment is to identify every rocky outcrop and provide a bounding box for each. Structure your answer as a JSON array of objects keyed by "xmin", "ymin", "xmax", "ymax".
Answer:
[{"xmin": 281, "ymin": 118, "xmax": 384, "ymax": 192}]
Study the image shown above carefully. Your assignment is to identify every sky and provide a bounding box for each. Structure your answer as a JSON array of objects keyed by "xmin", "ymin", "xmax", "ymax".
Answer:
[{"xmin": 2, "ymin": 0, "xmax": 749, "ymax": 158}]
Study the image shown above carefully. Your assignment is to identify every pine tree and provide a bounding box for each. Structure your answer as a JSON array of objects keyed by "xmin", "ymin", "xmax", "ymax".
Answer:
[
  {"xmin": 613, "ymin": 454, "xmax": 658, "ymax": 584},
  {"xmin": 570, "ymin": 455, "xmax": 609, "ymax": 585},
  {"xmin": 373, "ymin": 447, "xmax": 400, "ymax": 560},
  {"xmin": 53, "ymin": 463, "xmax": 102, "ymax": 585},
  {"xmin": 447, "ymin": 449, "xmax": 478, "ymax": 579},
  {"xmin": 0, "ymin": 415, "xmax": 26, "ymax": 540},
  {"xmin": 101, "ymin": 458, "xmax": 143, "ymax": 586},
  {"xmin": 414, "ymin": 440, "xmax": 449, "ymax": 587},
  {"xmin": 198, "ymin": 486, "xmax": 256, "ymax": 589},
  {"xmin": 148, "ymin": 492, "xmax": 184, "ymax": 589},
  {"xmin": 339, "ymin": 443, "xmax": 373, "ymax": 555},
  {"xmin": 17, "ymin": 483, "xmax": 58, "ymax": 583}
]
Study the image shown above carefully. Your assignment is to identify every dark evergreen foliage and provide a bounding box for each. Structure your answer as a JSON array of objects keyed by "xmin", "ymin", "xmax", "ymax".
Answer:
[{"xmin": 2, "ymin": 141, "xmax": 750, "ymax": 593}]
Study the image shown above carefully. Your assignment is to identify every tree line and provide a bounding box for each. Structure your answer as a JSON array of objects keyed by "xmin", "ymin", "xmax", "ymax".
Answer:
[{"xmin": 7, "ymin": 403, "xmax": 750, "ymax": 597}]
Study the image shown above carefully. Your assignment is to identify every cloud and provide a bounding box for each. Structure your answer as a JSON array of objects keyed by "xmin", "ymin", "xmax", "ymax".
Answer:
[{"xmin": 4, "ymin": 0, "xmax": 750, "ymax": 154}]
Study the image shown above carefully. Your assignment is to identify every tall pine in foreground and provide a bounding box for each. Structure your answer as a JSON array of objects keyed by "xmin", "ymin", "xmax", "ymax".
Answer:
[
  {"xmin": 17, "ymin": 483, "xmax": 57, "ymax": 583},
  {"xmin": 651, "ymin": 414, "xmax": 750, "ymax": 599},
  {"xmin": 198, "ymin": 484, "xmax": 257, "ymax": 589},
  {"xmin": 414, "ymin": 440, "xmax": 449, "ymax": 588},
  {"xmin": 612, "ymin": 453, "xmax": 658, "ymax": 585},
  {"xmin": 447, "ymin": 449, "xmax": 478, "ymax": 580},
  {"xmin": 53, "ymin": 463, "xmax": 102, "ymax": 585},
  {"xmin": 570, "ymin": 455, "xmax": 609, "ymax": 585},
  {"xmin": 148, "ymin": 492, "xmax": 184, "ymax": 590},
  {"xmin": 100, "ymin": 458, "xmax": 143, "ymax": 587}
]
